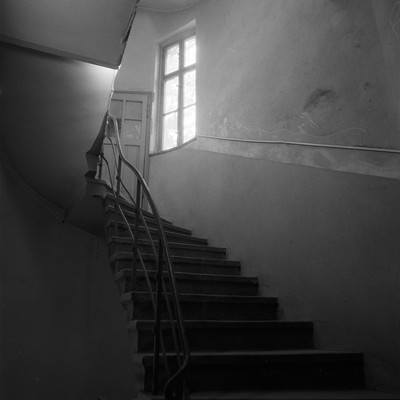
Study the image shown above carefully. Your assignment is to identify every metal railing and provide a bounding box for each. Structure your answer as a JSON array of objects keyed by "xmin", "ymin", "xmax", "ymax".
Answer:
[{"xmin": 100, "ymin": 113, "xmax": 190, "ymax": 400}]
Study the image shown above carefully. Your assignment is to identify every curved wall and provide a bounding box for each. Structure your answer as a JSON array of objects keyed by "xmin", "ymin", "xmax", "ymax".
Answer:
[{"xmin": 0, "ymin": 42, "xmax": 115, "ymax": 211}]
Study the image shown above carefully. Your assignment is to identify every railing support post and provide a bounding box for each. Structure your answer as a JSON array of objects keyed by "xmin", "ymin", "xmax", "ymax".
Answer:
[
  {"xmin": 114, "ymin": 155, "xmax": 122, "ymax": 236},
  {"xmin": 153, "ymin": 241, "xmax": 164, "ymax": 394},
  {"xmin": 132, "ymin": 181, "xmax": 141, "ymax": 282},
  {"xmin": 105, "ymin": 113, "xmax": 190, "ymax": 399},
  {"xmin": 98, "ymin": 145, "xmax": 104, "ymax": 180}
]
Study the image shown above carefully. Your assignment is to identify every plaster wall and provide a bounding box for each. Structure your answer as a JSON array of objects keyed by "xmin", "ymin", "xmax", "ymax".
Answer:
[
  {"xmin": 114, "ymin": 6, "xmax": 198, "ymax": 92},
  {"xmin": 197, "ymin": 0, "xmax": 400, "ymax": 148},
  {"xmin": 149, "ymin": 145, "xmax": 400, "ymax": 393},
  {"xmin": 0, "ymin": 0, "xmax": 137, "ymax": 67},
  {"xmin": 0, "ymin": 156, "xmax": 135, "ymax": 400}
]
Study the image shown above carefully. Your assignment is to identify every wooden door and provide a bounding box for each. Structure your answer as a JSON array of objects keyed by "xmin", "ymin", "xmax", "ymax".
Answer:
[{"xmin": 104, "ymin": 91, "xmax": 152, "ymax": 199}]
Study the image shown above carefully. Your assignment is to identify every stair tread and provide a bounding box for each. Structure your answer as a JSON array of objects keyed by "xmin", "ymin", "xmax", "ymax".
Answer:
[
  {"xmin": 121, "ymin": 291, "xmax": 277, "ymax": 303},
  {"xmin": 142, "ymin": 349, "xmax": 363, "ymax": 364},
  {"xmin": 155, "ymin": 390, "xmax": 400, "ymax": 399},
  {"xmin": 104, "ymin": 198, "xmax": 173, "ymax": 225},
  {"xmin": 115, "ymin": 269, "xmax": 257, "ymax": 284},
  {"xmin": 107, "ymin": 219, "xmax": 193, "ymax": 236},
  {"xmin": 131, "ymin": 320, "xmax": 313, "ymax": 330},
  {"xmin": 109, "ymin": 236, "xmax": 226, "ymax": 253},
  {"xmin": 111, "ymin": 252, "xmax": 240, "ymax": 266}
]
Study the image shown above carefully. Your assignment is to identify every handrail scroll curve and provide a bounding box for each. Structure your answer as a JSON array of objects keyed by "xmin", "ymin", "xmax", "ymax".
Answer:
[{"xmin": 101, "ymin": 113, "xmax": 190, "ymax": 400}]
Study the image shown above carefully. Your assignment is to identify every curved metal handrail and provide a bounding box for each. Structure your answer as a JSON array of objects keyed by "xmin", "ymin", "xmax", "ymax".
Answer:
[{"xmin": 103, "ymin": 113, "xmax": 190, "ymax": 399}]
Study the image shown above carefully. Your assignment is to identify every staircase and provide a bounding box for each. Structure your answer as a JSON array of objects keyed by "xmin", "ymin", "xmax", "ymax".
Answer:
[{"xmin": 100, "ymin": 194, "xmax": 400, "ymax": 399}]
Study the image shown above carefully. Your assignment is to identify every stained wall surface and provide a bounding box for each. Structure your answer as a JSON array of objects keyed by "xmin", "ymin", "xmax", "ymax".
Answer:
[
  {"xmin": 0, "ymin": 155, "xmax": 136, "ymax": 400},
  {"xmin": 118, "ymin": 0, "xmax": 400, "ymax": 392}
]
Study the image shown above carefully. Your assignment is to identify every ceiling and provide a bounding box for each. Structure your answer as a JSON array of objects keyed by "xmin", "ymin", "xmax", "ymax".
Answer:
[{"xmin": 138, "ymin": 0, "xmax": 200, "ymax": 12}]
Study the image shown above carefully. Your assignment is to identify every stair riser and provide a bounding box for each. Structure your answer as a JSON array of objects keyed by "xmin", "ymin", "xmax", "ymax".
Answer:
[
  {"xmin": 113, "ymin": 259, "xmax": 241, "ymax": 276},
  {"xmin": 118, "ymin": 276, "xmax": 258, "ymax": 296},
  {"xmin": 109, "ymin": 242, "xmax": 226, "ymax": 260},
  {"xmin": 131, "ymin": 327, "xmax": 314, "ymax": 352},
  {"xmin": 106, "ymin": 226, "xmax": 206, "ymax": 245},
  {"xmin": 124, "ymin": 301, "xmax": 278, "ymax": 321},
  {"xmin": 144, "ymin": 361, "xmax": 364, "ymax": 392}
]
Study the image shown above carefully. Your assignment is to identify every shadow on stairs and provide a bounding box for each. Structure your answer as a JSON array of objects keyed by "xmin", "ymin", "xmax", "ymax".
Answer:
[{"xmin": 101, "ymin": 195, "xmax": 400, "ymax": 400}]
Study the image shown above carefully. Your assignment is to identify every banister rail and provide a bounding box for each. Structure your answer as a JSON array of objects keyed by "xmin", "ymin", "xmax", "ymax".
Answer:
[{"xmin": 101, "ymin": 113, "xmax": 190, "ymax": 400}]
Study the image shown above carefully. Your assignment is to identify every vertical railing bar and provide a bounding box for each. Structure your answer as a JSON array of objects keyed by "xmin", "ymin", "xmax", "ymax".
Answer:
[
  {"xmin": 109, "ymin": 163, "xmax": 173, "ymax": 377},
  {"xmin": 161, "ymin": 272, "xmax": 182, "ymax": 365},
  {"xmin": 106, "ymin": 135, "xmax": 119, "ymax": 190},
  {"xmin": 105, "ymin": 113, "xmax": 190, "ymax": 400},
  {"xmin": 114, "ymin": 156, "xmax": 122, "ymax": 237},
  {"xmin": 98, "ymin": 144, "xmax": 104, "ymax": 180},
  {"xmin": 136, "ymin": 250, "xmax": 171, "ymax": 380},
  {"xmin": 132, "ymin": 180, "xmax": 141, "ymax": 281},
  {"xmin": 153, "ymin": 245, "xmax": 164, "ymax": 394},
  {"xmin": 105, "ymin": 175, "xmax": 172, "ymax": 384},
  {"xmin": 119, "ymin": 179, "xmax": 159, "ymax": 265}
]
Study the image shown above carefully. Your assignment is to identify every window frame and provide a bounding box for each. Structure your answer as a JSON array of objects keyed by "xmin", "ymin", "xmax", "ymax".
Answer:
[{"xmin": 157, "ymin": 29, "xmax": 196, "ymax": 152}]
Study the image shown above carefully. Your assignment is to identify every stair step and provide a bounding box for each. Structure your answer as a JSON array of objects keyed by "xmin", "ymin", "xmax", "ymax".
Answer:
[
  {"xmin": 115, "ymin": 269, "xmax": 258, "ymax": 295},
  {"xmin": 129, "ymin": 320, "xmax": 313, "ymax": 352},
  {"xmin": 111, "ymin": 253, "xmax": 241, "ymax": 276},
  {"xmin": 105, "ymin": 204, "xmax": 178, "ymax": 230},
  {"xmin": 152, "ymin": 390, "xmax": 400, "ymax": 399},
  {"xmin": 104, "ymin": 195, "xmax": 173, "ymax": 225},
  {"xmin": 142, "ymin": 350, "xmax": 364, "ymax": 392},
  {"xmin": 121, "ymin": 292, "xmax": 278, "ymax": 321},
  {"xmin": 105, "ymin": 211, "xmax": 192, "ymax": 235},
  {"xmin": 109, "ymin": 237, "xmax": 226, "ymax": 260},
  {"xmin": 106, "ymin": 221, "xmax": 205, "ymax": 245}
]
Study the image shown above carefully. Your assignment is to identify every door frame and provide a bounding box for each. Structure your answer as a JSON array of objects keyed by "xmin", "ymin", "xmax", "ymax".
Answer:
[{"xmin": 111, "ymin": 90, "xmax": 153, "ymax": 184}]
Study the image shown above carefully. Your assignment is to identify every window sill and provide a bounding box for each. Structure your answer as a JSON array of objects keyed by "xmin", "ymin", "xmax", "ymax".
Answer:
[{"xmin": 150, "ymin": 137, "xmax": 197, "ymax": 156}]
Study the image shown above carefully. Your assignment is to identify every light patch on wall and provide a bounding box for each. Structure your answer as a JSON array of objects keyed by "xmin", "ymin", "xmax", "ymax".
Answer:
[
  {"xmin": 390, "ymin": 1, "xmax": 400, "ymax": 37},
  {"xmin": 194, "ymin": 135, "xmax": 400, "ymax": 181},
  {"xmin": 207, "ymin": 108, "xmax": 366, "ymax": 144}
]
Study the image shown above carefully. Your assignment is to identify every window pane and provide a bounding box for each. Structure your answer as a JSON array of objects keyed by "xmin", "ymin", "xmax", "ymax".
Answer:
[
  {"xmin": 183, "ymin": 105, "xmax": 196, "ymax": 142},
  {"xmin": 163, "ymin": 76, "xmax": 179, "ymax": 113},
  {"xmin": 106, "ymin": 118, "xmax": 121, "ymax": 137},
  {"xmin": 125, "ymin": 101, "xmax": 142, "ymax": 120},
  {"xmin": 123, "ymin": 120, "xmax": 141, "ymax": 141},
  {"xmin": 165, "ymin": 44, "xmax": 179, "ymax": 75},
  {"xmin": 184, "ymin": 37, "xmax": 196, "ymax": 67},
  {"xmin": 183, "ymin": 70, "xmax": 196, "ymax": 107},
  {"xmin": 163, "ymin": 112, "xmax": 178, "ymax": 150}
]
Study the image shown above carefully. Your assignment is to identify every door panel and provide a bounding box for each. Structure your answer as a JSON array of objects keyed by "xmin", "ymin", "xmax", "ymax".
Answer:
[{"xmin": 104, "ymin": 91, "xmax": 152, "ymax": 199}]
